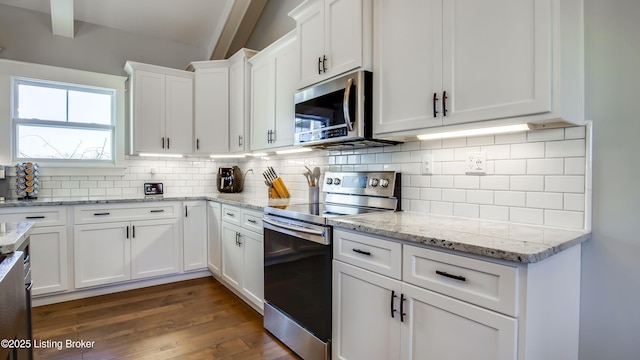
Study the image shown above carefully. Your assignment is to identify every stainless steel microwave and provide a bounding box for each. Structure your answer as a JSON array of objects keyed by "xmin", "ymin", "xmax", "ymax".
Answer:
[{"xmin": 293, "ymin": 70, "xmax": 401, "ymax": 149}]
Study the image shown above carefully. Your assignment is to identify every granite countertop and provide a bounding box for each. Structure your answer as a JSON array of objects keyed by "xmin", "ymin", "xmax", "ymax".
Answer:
[
  {"xmin": 328, "ymin": 211, "xmax": 591, "ymax": 264},
  {"xmin": 0, "ymin": 221, "xmax": 35, "ymax": 254},
  {"xmin": 0, "ymin": 193, "xmax": 304, "ymax": 212}
]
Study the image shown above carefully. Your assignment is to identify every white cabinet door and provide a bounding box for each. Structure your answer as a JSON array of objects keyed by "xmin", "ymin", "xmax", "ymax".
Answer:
[
  {"xmin": 132, "ymin": 70, "xmax": 166, "ymax": 153},
  {"xmin": 295, "ymin": 0, "xmax": 325, "ymax": 88},
  {"xmin": 30, "ymin": 225, "xmax": 68, "ymax": 295},
  {"xmin": 183, "ymin": 201, "xmax": 207, "ymax": 271},
  {"xmin": 324, "ymin": 0, "xmax": 364, "ymax": 79},
  {"xmin": 273, "ymin": 38, "xmax": 298, "ymax": 148},
  {"xmin": 373, "ymin": 0, "xmax": 442, "ymax": 135},
  {"xmin": 400, "ymin": 282, "xmax": 517, "ymax": 360},
  {"xmin": 333, "ymin": 261, "xmax": 402, "ymax": 360},
  {"xmin": 250, "ymin": 32, "xmax": 297, "ymax": 151},
  {"xmin": 165, "ymin": 75, "xmax": 193, "ymax": 154},
  {"xmin": 193, "ymin": 66, "xmax": 229, "ymax": 154},
  {"xmin": 441, "ymin": 0, "xmax": 552, "ymax": 125},
  {"xmin": 130, "ymin": 218, "xmax": 181, "ymax": 280},
  {"xmin": 229, "ymin": 57, "xmax": 248, "ymax": 153},
  {"xmin": 250, "ymin": 56, "xmax": 276, "ymax": 151},
  {"xmin": 207, "ymin": 202, "xmax": 222, "ymax": 276},
  {"xmin": 240, "ymin": 228, "xmax": 264, "ymax": 310},
  {"xmin": 74, "ymin": 222, "xmax": 131, "ymax": 288},
  {"xmin": 221, "ymin": 222, "xmax": 243, "ymax": 290}
]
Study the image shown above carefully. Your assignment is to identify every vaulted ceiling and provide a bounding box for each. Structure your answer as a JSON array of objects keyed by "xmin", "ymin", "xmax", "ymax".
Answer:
[{"xmin": 0, "ymin": 0, "xmax": 267, "ymax": 59}]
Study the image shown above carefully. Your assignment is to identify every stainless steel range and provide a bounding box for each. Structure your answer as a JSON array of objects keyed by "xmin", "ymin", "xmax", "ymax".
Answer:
[{"xmin": 262, "ymin": 171, "xmax": 401, "ymax": 360}]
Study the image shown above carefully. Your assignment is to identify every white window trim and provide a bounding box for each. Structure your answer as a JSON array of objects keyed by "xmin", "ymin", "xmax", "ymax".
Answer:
[{"xmin": 0, "ymin": 59, "xmax": 127, "ymax": 176}]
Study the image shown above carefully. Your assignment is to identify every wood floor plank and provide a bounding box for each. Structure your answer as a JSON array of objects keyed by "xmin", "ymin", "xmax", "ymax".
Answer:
[{"xmin": 32, "ymin": 277, "xmax": 300, "ymax": 360}]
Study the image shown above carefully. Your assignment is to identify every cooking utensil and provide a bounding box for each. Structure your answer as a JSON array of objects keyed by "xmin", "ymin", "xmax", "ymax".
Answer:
[{"xmin": 313, "ymin": 167, "xmax": 321, "ymax": 187}]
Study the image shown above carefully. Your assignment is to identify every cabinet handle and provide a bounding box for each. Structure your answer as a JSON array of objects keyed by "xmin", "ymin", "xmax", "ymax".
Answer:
[
  {"xmin": 238, "ymin": 135, "xmax": 243, "ymax": 146},
  {"xmin": 196, "ymin": 138, "xmax": 200, "ymax": 150},
  {"xmin": 247, "ymin": 219, "xmax": 257, "ymax": 224},
  {"xmin": 433, "ymin": 92, "xmax": 439, "ymax": 118},
  {"xmin": 25, "ymin": 216, "xmax": 45, "ymax": 219},
  {"xmin": 400, "ymin": 293, "xmax": 406, "ymax": 322},
  {"xmin": 442, "ymin": 91, "xmax": 448, "ymax": 116},
  {"xmin": 352, "ymin": 248, "xmax": 371, "ymax": 256},
  {"xmin": 150, "ymin": 209, "xmax": 164, "ymax": 213},
  {"xmin": 390, "ymin": 290, "xmax": 398, "ymax": 319},
  {"xmin": 126, "ymin": 225, "xmax": 129, "ymax": 239},
  {"xmin": 162, "ymin": 137, "xmax": 165, "ymax": 149},
  {"xmin": 318, "ymin": 56, "xmax": 322, "ymax": 74},
  {"xmin": 167, "ymin": 137, "xmax": 170, "ymax": 149},
  {"xmin": 185, "ymin": 205, "xmax": 188, "ymax": 218},
  {"xmin": 93, "ymin": 212, "xmax": 110, "ymax": 216},
  {"xmin": 322, "ymin": 55, "xmax": 327, "ymax": 73},
  {"xmin": 132, "ymin": 225, "xmax": 135, "ymax": 239},
  {"xmin": 226, "ymin": 212, "xmax": 235, "ymax": 217},
  {"xmin": 435, "ymin": 270, "xmax": 466, "ymax": 282},
  {"xmin": 237, "ymin": 233, "xmax": 242, "ymax": 246}
]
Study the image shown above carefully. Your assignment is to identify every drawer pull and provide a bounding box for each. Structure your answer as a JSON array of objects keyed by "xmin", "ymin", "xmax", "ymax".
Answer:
[
  {"xmin": 352, "ymin": 248, "xmax": 371, "ymax": 256},
  {"xmin": 247, "ymin": 219, "xmax": 257, "ymax": 224},
  {"xmin": 226, "ymin": 212, "xmax": 235, "ymax": 217},
  {"xmin": 400, "ymin": 293, "xmax": 406, "ymax": 322},
  {"xmin": 150, "ymin": 209, "xmax": 165, "ymax": 213},
  {"xmin": 436, "ymin": 270, "xmax": 466, "ymax": 282},
  {"xmin": 25, "ymin": 216, "xmax": 45, "ymax": 219},
  {"xmin": 94, "ymin": 212, "xmax": 110, "ymax": 216}
]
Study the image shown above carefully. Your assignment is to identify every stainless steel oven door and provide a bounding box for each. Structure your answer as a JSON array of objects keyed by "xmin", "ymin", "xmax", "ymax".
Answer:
[{"xmin": 263, "ymin": 215, "xmax": 332, "ymax": 360}]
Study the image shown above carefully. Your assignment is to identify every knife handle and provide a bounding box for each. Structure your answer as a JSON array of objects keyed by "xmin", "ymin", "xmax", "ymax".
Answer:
[{"xmin": 272, "ymin": 178, "xmax": 290, "ymax": 198}]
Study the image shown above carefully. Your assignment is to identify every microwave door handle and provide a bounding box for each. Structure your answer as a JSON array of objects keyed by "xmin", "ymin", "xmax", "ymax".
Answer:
[{"xmin": 343, "ymin": 77, "xmax": 355, "ymax": 131}]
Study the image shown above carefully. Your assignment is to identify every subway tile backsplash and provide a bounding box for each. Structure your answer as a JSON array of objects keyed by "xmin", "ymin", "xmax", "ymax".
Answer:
[{"xmin": 10, "ymin": 126, "xmax": 590, "ymax": 230}]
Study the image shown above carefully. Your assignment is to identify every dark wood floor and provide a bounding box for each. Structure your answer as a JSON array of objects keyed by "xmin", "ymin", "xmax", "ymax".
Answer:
[{"xmin": 32, "ymin": 277, "xmax": 299, "ymax": 360}]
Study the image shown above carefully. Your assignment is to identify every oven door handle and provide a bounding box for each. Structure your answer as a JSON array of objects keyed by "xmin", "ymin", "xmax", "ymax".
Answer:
[
  {"xmin": 343, "ymin": 77, "xmax": 355, "ymax": 132},
  {"xmin": 263, "ymin": 217, "xmax": 325, "ymax": 236}
]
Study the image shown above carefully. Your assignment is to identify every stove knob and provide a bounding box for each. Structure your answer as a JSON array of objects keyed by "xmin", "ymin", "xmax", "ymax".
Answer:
[
  {"xmin": 369, "ymin": 178, "xmax": 379, "ymax": 187},
  {"xmin": 379, "ymin": 178, "xmax": 389, "ymax": 188},
  {"xmin": 333, "ymin": 178, "xmax": 341, "ymax": 185},
  {"xmin": 326, "ymin": 178, "xmax": 333, "ymax": 185}
]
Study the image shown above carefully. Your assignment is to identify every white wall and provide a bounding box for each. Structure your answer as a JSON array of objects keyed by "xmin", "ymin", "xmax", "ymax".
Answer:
[
  {"xmin": 245, "ymin": 0, "xmax": 303, "ymax": 51},
  {"xmin": 579, "ymin": 0, "xmax": 640, "ymax": 358},
  {"xmin": 0, "ymin": 4, "xmax": 209, "ymax": 75}
]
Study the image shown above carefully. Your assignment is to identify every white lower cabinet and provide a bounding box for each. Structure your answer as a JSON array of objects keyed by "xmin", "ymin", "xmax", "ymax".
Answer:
[
  {"xmin": 183, "ymin": 201, "xmax": 207, "ymax": 271},
  {"xmin": 333, "ymin": 228, "xmax": 581, "ymax": 360},
  {"xmin": 220, "ymin": 204, "xmax": 264, "ymax": 311},
  {"xmin": 0, "ymin": 206, "xmax": 69, "ymax": 296},
  {"xmin": 333, "ymin": 261, "xmax": 516, "ymax": 360},
  {"xmin": 207, "ymin": 201, "xmax": 222, "ymax": 276},
  {"xmin": 73, "ymin": 203, "xmax": 181, "ymax": 289}
]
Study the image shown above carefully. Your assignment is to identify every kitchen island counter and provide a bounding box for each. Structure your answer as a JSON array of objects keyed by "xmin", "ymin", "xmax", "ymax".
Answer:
[
  {"xmin": 328, "ymin": 211, "xmax": 590, "ymax": 264},
  {"xmin": 0, "ymin": 221, "xmax": 34, "ymax": 255}
]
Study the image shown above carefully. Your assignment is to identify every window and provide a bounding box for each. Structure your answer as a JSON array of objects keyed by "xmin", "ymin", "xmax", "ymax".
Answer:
[{"xmin": 13, "ymin": 79, "xmax": 116, "ymax": 162}]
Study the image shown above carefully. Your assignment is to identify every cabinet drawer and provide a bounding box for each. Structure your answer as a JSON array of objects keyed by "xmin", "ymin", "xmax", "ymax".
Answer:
[
  {"xmin": 403, "ymin": 245, "xmax": 519, "ymax": 317},
  {"xmin": 0, "ymin": 206, "xmax": 67, "ymax": 227},
  {"xmin": 333, "ymin": 229, "xmax": 402, "ymax": 280},
  {"xmin": 74, "ymin": 202, "xmax": 179, "ymax": 224},
  {"xmin": 221, "ymin": 205, "xmax": 241, "ymax": 224},
  {"xmin": 242, "ymin": 209, "xmax": 263, "ymax": 233}
]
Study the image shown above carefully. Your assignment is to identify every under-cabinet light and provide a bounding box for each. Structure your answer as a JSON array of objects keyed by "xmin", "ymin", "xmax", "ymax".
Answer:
[
  {"xmin": 209, "ymin": 154, "xmax": 246, "ymax": 159},
  {"xmin": 138, "ymin": 153, "xmax": 184, "ymax": 158},
  {"xmin": 247, "ymin": 152, "xmax": 269, "ymax": 157},
  {"xmin": 416, "ymin": 123, "xmax": 532, "ymax": 141},
  {"xmin": 275, "ymin": 148, "xmax": 313, "ymax": 155}
]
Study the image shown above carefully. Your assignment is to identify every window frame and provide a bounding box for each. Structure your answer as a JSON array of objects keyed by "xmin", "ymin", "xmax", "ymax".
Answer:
[{"xmin": 11, "ymin": 77, "xmax": 118, "ymax": 166}]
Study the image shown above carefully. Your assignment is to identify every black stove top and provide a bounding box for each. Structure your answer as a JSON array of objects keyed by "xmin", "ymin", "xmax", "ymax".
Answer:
[{"xmin": 264, "ymin": 202, "xmax": 390, "ymax": 225}]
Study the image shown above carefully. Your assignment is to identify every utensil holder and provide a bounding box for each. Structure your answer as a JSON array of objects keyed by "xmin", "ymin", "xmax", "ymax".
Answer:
[{"xmin": 308, "ymin": 186, "xmax": 319, "ymax": 203}]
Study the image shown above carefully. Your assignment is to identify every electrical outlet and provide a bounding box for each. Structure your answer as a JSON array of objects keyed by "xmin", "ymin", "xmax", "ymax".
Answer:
[
  {"xmin": 422, "ymin": 154, "xmax": 434, "ymax": 175},
  {"xmin": 466, "ymin": 152, "xmax": 486, "ymax": 175}
]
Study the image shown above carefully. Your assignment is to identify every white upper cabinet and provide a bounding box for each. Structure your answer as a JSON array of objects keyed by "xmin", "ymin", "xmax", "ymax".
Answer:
[
  {"xmin": 289, "ymin": 0, "xmax": 372, "ymax": 89},
  {"xmin": 125, "ymin": 61, "xmax": 193, "ymax": 154},
  {"xmin": 250, "ymin": 31, "xmax": 298, "ymax": 151},
  {"xmin": 191, "ymin": 62, "xmax": 229, "ymax": 154},
  {"xmin": 229, "ymin": 49, "xmax": 257, "ymax": 153},
  {"xmin": 373, "ymin": 0, "xmax": 584, "ymax": 136}
]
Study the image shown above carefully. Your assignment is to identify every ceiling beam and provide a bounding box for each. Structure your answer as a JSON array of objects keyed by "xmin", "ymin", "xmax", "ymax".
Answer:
[
  {"xmin": 50, "ymin": 0, "xmax": 74, "ymax": 38},
  {"xmin": 208, "ymin": 0, "xmax": 267, "ymax": 60}
]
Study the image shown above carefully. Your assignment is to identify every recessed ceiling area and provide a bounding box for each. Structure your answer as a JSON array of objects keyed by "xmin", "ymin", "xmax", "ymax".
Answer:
[{"xmin": 0, "ymin": 0, "xmax": 267, "ymax": 59}]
